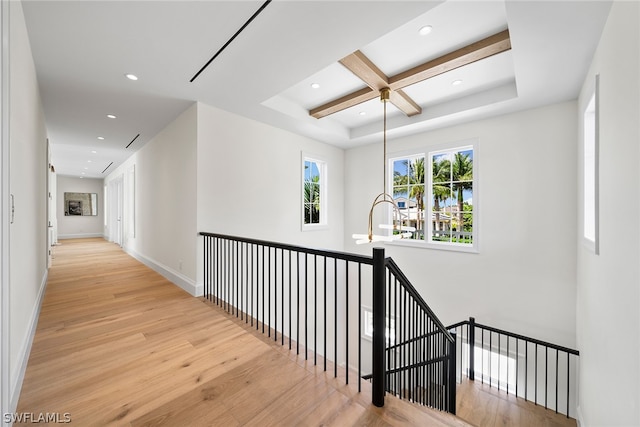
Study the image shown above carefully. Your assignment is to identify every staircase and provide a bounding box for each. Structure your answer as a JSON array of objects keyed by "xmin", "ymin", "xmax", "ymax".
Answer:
[{"xmin": 200, "ymin": 232, "xmax": 579, "ymax": 426}]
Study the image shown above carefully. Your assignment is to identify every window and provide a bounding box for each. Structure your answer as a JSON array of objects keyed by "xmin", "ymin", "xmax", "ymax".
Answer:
[
  {"xmin": 363, "ymin": 307, "xmax": 396, "ymax": 344},
  {"xmin": 388, "ymin": 140, "xmax": 478, "ymax": 252},
  {"xmin": 302, "ymin": 154, "xmax": 327, "ymax": 229},
  {"xmin": 583, "ymin": 75, "xmax": 599, "ymax": 253}
]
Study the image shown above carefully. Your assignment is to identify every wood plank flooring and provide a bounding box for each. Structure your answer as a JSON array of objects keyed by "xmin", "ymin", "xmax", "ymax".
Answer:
[
  {"xmin": 456, "ymin": 377, "xmax": 577, "ymax": 427},
  {"xmin": 16, "ymin": 238, "xmax": 470, "ymax": 426}
]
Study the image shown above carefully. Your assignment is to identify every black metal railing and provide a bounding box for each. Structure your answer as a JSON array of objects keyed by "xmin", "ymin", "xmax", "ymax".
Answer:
[
  {"xmin": 201, "ymin": 232, "xmax": 372, "ymax": 389},
  {"xmin": 448, "ymin": 317, "xmax": 580, "ymax": 418},
  {"xmin": 377, "ymin": 255, "xmax": 456, "ymax": 413},
  {"xmin": 200, "ymin": 233, "xmax": 455, "ymax": 413}
]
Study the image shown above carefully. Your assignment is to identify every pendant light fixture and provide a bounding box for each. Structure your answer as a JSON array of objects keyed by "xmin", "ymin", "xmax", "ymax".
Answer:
[{"xmin": 352, "ymin": 88, "xmax": 416, "ymax": 244}]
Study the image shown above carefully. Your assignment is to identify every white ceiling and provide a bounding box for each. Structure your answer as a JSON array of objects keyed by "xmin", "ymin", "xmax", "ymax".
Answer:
[{"xmin": 21, "ymin": 0, "xmax": 612, "ymax": 179}]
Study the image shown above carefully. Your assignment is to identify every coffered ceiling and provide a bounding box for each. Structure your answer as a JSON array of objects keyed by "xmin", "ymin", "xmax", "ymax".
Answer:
[{"xmin": 20, "ymin": 0, "xmax": 612, "ymax": 178}]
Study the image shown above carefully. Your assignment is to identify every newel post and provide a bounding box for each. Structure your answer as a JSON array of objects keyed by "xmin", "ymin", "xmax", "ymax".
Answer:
[
  {"xmin": 447, "ymin": 330, "xmax": 457, "ymax": 414},
  {"xmin": 468, "ymin": 317, "xmax": 475, "ymax": 381},
  {"xmin": 372, "ymin": 247, "xmax": 386, "ymax": 407}
]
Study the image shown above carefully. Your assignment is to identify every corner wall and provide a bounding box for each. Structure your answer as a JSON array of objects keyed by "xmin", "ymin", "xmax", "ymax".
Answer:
[
  {"xmin": 576, "ymin": 2, "xmax": 640, "ymax": 425},
  {"xmin": 105, "ymin": 103, "xmax": 198, "ymax": 296},
  {"xmin": 196, "ymin": 102, "xmax": 345, "ymax": 289}
]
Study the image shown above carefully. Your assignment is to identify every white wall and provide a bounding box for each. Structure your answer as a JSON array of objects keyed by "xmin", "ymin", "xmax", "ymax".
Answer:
[
  {"xmin": 7, "ymin": 0, "xmax": 48, "ymax": 413},
  {"xmin": 196, "ymin": 102, "xmax": 345, "ymax": 258},
  {"xmin": 56, "ymin": 175, "xmax": 104, "ymax": 239},
  {"xmin": 105, "ymin": 103, "xmax": 198, "ymax": 295},
  {"xmin": 576, "ymin": 2, "xmax": 640, "ymax": 426},
  {"xmin": 345, "ymin": 101, "xmax": 578, "ymax": 348}
]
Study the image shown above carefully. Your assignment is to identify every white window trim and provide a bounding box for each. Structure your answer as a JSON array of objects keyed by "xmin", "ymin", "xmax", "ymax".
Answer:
[
  {"xmin": 301, "ymin": 152, "xmax": 328, "ymax": 231},
  {"xmin": 386, "ymin": 139, "xmax": 479, "ymax": 253}
]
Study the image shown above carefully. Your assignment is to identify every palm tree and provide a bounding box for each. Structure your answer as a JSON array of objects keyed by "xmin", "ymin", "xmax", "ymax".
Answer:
[
  {"xmin": 392, "ymin": 159, "xmax": 425, "ymax": 236},
  {"xmin": 304, "ymin": 175, "xmax": 320, "ymax": 224},
  {"xmin": 452, "ymin": 152, "xmax": 473, "ymax": 236},
  {"xmin": 408, "ymin": 158, "xmax": 425, "ymax": 232},
  {"xmin": 432, "ymin": 156, "xmax": 450, "ymax": 234}
]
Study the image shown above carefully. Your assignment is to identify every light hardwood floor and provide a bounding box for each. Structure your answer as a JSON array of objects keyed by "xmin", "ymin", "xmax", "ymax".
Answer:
[
  {"xmin": 16, "ymin": 238, "xmax": 470, "ymax": 426},
  {"xmin": 456, "ymin": 378, "xmax": 577, "ymax": 427}
]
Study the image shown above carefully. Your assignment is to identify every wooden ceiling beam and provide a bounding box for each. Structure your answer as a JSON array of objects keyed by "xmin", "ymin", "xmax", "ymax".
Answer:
[
  {"xmin": 309, "ymin": 87, "xmax": 377, "ymax": 119},
  {"xmin": 389, "ymin": 89, "xmax": 422, "ymax": 117},
  {"xmin": 389, "ymin": 29, "xmax": 511, "ymax": 89},
  {"xmin": 339, "ymin": 50, "xmax": 388, "ymax": 91},
  {"xmin": 309, "ymin": 29, "xmax": 511, "ymax": 119},
  {"xmin": 339, "ymin": 50, "xmax": 422, "ymax": 117}
]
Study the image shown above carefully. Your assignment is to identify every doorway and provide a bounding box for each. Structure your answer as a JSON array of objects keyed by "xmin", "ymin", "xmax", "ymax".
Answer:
[{"xmin": 108, "ymin": 175, "xmax": 124, "ymax": 246}]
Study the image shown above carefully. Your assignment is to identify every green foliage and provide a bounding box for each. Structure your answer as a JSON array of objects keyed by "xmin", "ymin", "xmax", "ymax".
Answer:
[{"xmin": 304, "ymin": 175, "xmax": 320, "ymax": 224}]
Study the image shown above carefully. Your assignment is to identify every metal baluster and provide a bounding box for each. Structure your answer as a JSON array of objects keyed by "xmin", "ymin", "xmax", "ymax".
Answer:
[
  {"xmin": 358, "ymin": 263, "xmax": 361, "ymax": 392},
  {"xmin": 305, "ymin": 253, "xmax": 308, "ymax": 359},
  {"xmin": 289, "ymin": 250, "xmax": 292, "ymax": 350},
  {"xmin": 296, "ymin": 252, "xmax": 300, "ymax": 355},
  {"xmin": 268, "ymin": 246, "xmax": 271, "ymax": 337},
  {"xmin": 262, "ymin": 245, "xmax": 265, "ymax": 334},
  {"xmin": 555, "ymin": 349, "xmax": 559, "ymax": 413},
  {"xmin": 324, "ymin": 256, "xmax": 327, "ymax": 372},
  {"xmin": 273, "ymin": 248, "xmax": 277, "ymax": 342},
  {"xmin": 334, "ymin": 257, "xmax": 337, "ymax": 378},
  {"xmin": 525, "ymin": 341, "xmax": 528, "ymax": 401},
  {"xmin": 535, "ymin": 343, "xmax": 538, "ymax": 405},
  {"xmin": 314, "ymin": 254, "xmax": 317, "ymax": 365},
  {"xmin": 566, "ymin": 354, "xmax": 570, "ymax": 418},
  {"xmin": 345, "ymin": 261, "xmax": 349, "ymax": 385},
  {"xmin": 281, "ymin": 248, "xmax": 284, "ymax": 345}
]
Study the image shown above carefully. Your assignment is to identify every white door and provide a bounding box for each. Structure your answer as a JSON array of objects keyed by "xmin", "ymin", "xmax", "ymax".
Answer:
[{"xmin": 108, "ymin": 175, "xmax": 124, "ymax": 246}]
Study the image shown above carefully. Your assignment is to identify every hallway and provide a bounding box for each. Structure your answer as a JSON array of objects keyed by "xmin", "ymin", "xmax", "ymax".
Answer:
[{"xmin": 15, "ymin": 238, "xmax": 469, "ymax": 426}]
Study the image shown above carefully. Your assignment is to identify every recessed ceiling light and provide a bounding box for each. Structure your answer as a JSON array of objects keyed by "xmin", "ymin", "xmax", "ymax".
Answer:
[
  {"xmin": 452, "ymin": 79, "xmax": 463, "ymax": 86},
  {"xmin": 79, "ymin": 176, "xmax": 84, "ymax": 179},
  {"xmin": 359, "ymin": 111, "xmax": 366, "ymax": 116},
  {"xmin": 107, "ymin": 114, "xmax": 116, "ymax": 119},
  {"xmin": 419, "ymin": 25, "xmax": 433, "ymax": 36},
  {"xmin": 125, "ymin": 73, "xmax": 138, "ymax": 81},
  {"xmin": 87, "ymin": 160, "xmax": 92, "ymax": 163},
  {"xmin": 84, "ymin": 167, "xmax": 89, "ymax": 170},
  {"xmin": 81, "ymin": 172, "xmax": 86, "ymax": 175},
  {"xmin": 91, "ymin": 150, "xmax": 97, "ymax": 154},
  {"xmin": 311, "ymin": 83, "xmax": 320, "ymax": 89},
  {"xmin": 97, "ymin": 136, "xmax": 104, "ymax": 140}
]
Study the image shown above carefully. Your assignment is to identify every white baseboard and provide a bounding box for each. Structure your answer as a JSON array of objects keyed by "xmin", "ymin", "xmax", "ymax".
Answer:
[
  {"xmin": 576, "ymin": 405, "xmax": 584, "ymax": 427},
  {"xmin": 10, "ymin": 270, "xmax": 48, "ymax": 413},
  {"xmin": 125, "ymin": 248, "xmax": 201, "ymax": 297},
  {"xmin": 58, "ymin": 233, "xmax": 104, "ymax": 239}
]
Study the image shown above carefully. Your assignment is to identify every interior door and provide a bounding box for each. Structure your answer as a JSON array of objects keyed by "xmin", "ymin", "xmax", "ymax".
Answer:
[{"xmin": 108, "ymin": 175, "xmax": 124, "ymax": 247}]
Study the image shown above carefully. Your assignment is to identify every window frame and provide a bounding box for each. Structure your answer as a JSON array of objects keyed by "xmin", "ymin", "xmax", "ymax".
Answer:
[
  {"xmin": 301, "ymin": 153, "xmax": 328, "ymax": 231},
  {"xmin": 582, "ymin": 75, "xmax": 599, "ymax": 254},
  {"xmin": 386, "ymin": 139, "xmax": 479, "ymax": 253}
]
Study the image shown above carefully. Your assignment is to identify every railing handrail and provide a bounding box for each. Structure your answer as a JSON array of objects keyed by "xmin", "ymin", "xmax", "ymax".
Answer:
[
  {"xmin": 362, "ymin": 353, "xmax": 450, "ymax": 380},
  {"xmin": 199, "ymin": 232, "xmax": 373, "ymax": 265},
  {"xmin": 447, "ymin": 319, "xmax": 579, "ymax": 356},
  {"xmin": 385, "ymin": 257, "xmax": 454, "ymax": 343}
]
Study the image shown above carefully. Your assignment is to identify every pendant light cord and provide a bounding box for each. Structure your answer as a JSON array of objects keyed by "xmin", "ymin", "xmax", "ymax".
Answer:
[{"xmin": 383, "ymin": 96, "xmax": 387, "ymax": 200}]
